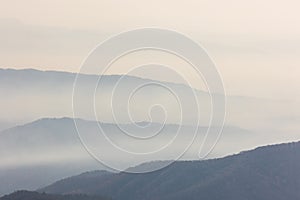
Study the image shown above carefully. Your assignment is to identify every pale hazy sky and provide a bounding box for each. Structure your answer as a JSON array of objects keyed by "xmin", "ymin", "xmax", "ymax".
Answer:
[
  {"xmin": 0, "ymin": 0, "xmax": 300, "ymax": 99},
  {"xmin": 0, "ymin": 0, "xmax": 300, "ymax": 172}
]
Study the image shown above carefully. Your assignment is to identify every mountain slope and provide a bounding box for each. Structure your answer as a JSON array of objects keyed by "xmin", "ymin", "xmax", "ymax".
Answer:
[
  {"xmin": 40, "ymin": 141, "xmax": 300, "ymax": 200},
  {"xmin": 37, "ymin": 170, "xmax": 113, "ymax": 194},
  {"xmin": 0, "ymin": 117, "xmax": 252, "ymax": 196},
  {"xmin": 0, "ymin": 117, "xmax": 252, "ymax": 167},
  {"xmin": 0, "ymin": 68, "xmax": 209, "ymax": 127},
  {"xmin": 0, "ymin": 68, "xmax": 284, "ymax": 131},
  {"xmin": 0, "ymin": 191, "xmax": 111, "ymax": 200}
]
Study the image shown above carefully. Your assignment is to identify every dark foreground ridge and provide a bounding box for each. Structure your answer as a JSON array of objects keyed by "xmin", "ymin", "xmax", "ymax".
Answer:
[
  {"xmin": 38, "ymin": 141, "xmax": 300, "ymax": 200},
  {"xmin": 0, "ymin": 191, "xmax": 111, "ymax": 200}
]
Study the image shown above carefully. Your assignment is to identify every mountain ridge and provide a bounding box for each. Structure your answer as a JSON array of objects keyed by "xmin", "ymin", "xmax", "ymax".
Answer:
[
  {"xmin": 0, "ymin": 190, "xmax": 111, "ymax": 200},
  {"xmin": 0, "ymin": 117, "xmax": 247, "ymax": 133},
  {"xmin": 0, "ymin": 68, "xmax": 208, "ymax": 95},
  {"xmin": 0, "ymin": 117, "xmax": 254, "ymax": 196},
  {"xmin": 39, "ymin": 141, "xmax": 300, "ymax": 200}
]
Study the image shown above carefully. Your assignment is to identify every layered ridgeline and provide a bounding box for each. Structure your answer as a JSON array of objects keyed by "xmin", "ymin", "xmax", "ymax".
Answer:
[
  {"xmin": 0, "ymin": 117, "xmax": 252, "ymax": 195},
  {"xmin": 39, "ymin": 141, "xmax": 300, "ymax": 200},
  {"xmin": 0, "ymin": 68, "xmax": 294, "ymax": 134}
]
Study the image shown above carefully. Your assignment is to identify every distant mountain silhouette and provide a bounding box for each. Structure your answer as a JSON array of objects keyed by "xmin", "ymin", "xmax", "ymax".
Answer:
[
  {"xmin": 0, "ymin": 68, "xmax": 280, "ymax": 131},
  {"xmin": 0, "ymin": 117, "xmax": 252, "ymax": 196},
  {"xmin": 40, "ymin": 141, "xmax": 300, "ymax": 200},
  {"xmin": 0, "ymin": 191, "xmax": 111, "ymax": 200}
]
